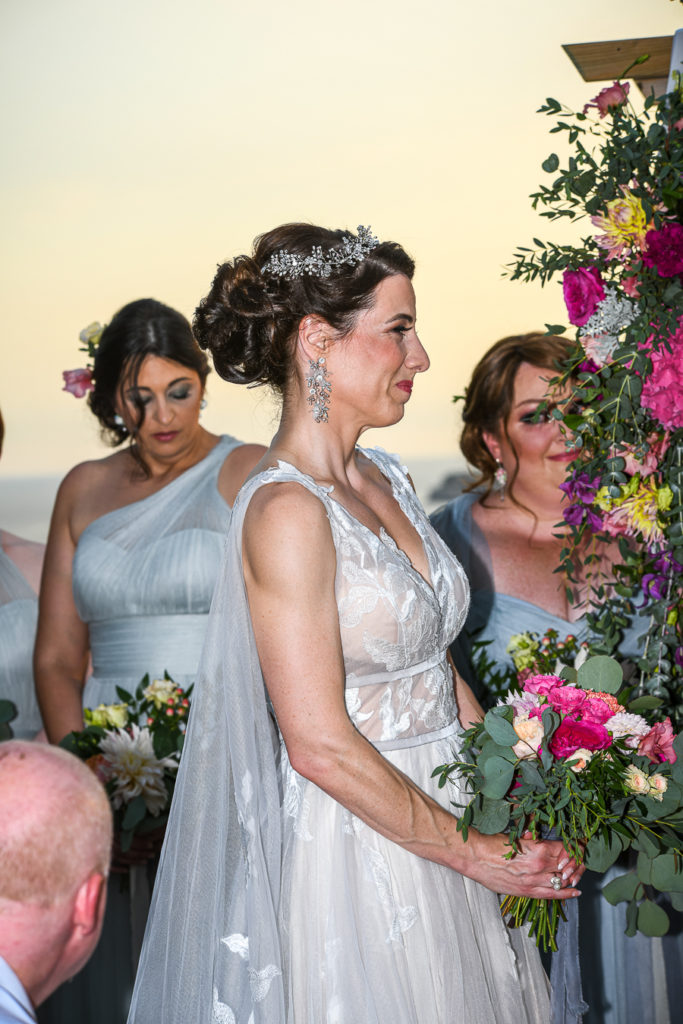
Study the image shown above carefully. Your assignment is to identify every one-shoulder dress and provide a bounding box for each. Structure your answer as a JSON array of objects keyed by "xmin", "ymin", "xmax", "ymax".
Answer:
[
  {"xmin": 431, "ymin": 492, "xmax": 682, "ymax": 1024},
  {"xmin": 0, "ymin": 545, "xmax": 42, "ymax": 739},
  {"xmin": 38, "ymin": 435, "xmax": 243, "ymax": 1024},
  {"xmin": 127, "ymin": 450, "xmax": 550, "ymax": 1024}
]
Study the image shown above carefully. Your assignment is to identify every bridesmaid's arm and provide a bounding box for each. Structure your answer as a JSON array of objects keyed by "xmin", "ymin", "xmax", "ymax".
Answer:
[
  {"xmin": 217, "ymin": 443, "xmax": 267, "ymax": 506},
  {"xmin": 34, "ymin": 469, "xmax": 90, "ymax": 743},
  {"xmin": 243, "ymin": 482, "xmax": 583, "ymax": 899}
]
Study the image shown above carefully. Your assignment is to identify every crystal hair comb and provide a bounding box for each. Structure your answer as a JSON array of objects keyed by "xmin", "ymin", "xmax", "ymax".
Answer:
[{"xmin": 261, "ymin": 225, "xmax": 380, "ymax": 280}]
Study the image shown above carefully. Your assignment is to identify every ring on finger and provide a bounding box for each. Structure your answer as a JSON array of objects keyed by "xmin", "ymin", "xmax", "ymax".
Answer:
[{"xmin": 550, "ymin": 874, "xmax": 563, "ymax": 891}]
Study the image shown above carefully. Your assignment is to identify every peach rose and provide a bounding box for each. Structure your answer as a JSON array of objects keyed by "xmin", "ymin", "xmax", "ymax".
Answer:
[
  {"xmin": 512, "ymin": 716, "xmax": 545, "ymax": 759},
  {"xmin": 568, "ymin": 748, "xmax": 594, "ymax": 772}
]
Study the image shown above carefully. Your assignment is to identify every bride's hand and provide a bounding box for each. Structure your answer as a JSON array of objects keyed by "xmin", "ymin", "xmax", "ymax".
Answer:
[{"xmin": 463, "ymin": 830, "xmax": 584, "ymax": 899}]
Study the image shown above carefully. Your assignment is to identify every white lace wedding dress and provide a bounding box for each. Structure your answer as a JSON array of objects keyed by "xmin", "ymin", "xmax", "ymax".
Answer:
[{"xmin": 127, "ymin": 449, "xmax": 550, "ymax": 1024}]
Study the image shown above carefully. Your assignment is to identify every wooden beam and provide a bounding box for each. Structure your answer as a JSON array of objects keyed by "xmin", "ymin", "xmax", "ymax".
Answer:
[{"xmin": 562, "ymin": 37, "xmax": 672, "ymax": 81}]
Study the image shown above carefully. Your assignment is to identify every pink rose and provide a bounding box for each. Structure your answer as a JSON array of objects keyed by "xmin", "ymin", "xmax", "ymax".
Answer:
[
  {"xmin": 583, "ymin": 81, "xmax": 630, "ymax": 118},
  {"xmin": 674, "ymin": 118, "xmax": 683, "ymax": 132},
  {"xmin": 638, "ymin": 718, "xmax": 677, "ymax": 763},
  {"xmin": 563, "ymin": 267, "xmax": 606, "ymax": 326},
  {"xmin": 549, "ymin": 718, "xmax": 612, "ymax": 758},
  {"xmin": 545, "ymin": 685, "xmax": 587, "ymax": 715},
  {"xmin": 62, "ymin": 367, "xmax": 94, "ymax": 398},
  {"xmin": 581, "ymin": 695, "xmax": 617, "ymax": 725},
  {"xmin": 523, "ymin": 674, "xmax": 564, "ymax": 697}
]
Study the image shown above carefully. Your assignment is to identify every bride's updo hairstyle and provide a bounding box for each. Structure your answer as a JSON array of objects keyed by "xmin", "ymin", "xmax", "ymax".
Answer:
[
  {"xmin": 460, "ymin": 332, "xmax": 572, "ymax": 499},
  {"xmin": 193, "ymin": 223, "xmax": 414, "ymax": 394},
  {"xmin": 89, "ymin": 298, "xmax": 209, "ymax": 447}
]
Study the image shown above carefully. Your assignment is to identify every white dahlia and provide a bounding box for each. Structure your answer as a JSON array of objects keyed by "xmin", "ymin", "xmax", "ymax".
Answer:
[{"xmin": 100, "ymin": 725, "xmax": 177, "ymax": 815}]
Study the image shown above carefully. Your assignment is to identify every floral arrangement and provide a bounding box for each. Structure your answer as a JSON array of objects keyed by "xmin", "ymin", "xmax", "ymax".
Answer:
[
  {"xmin": 433, "ymin": 655, "xmax": 683, "ymax": 951},
  {"xmin": 60, "ymin": 673, "xmax": 191, "ymax": 851},
  {"xmin": 62, "ymin": 321, "xmax": 104, "ymax": 398},
  {"xmin": 508, "ymin": 74, "xmax": 683, "ymax": 727}
]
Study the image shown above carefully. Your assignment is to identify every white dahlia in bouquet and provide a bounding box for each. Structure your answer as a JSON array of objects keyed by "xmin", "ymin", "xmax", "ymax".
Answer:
[
  {"xmin": 433, "ymin": 655, "xmax": 683, "ymax": 951},
  {"xmin": 60, "ymin": 672, "xmax": 192, "ymax": 851}
]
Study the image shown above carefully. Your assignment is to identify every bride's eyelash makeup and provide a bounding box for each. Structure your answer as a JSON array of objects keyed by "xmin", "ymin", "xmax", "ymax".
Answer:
[{"xmin": 169, "ymin": 387, "xmax": 191, "ymax": 400}]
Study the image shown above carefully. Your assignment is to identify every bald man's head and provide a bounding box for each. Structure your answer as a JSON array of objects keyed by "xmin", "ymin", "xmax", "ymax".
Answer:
[{"xmin": 0, "ymin": 741, "xmax": 112, "ymax": 907}]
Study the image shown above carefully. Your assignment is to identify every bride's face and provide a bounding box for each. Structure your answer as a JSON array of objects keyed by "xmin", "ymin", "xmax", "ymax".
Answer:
[
  {"xmin": 331, "ymin": 274, "xmax": 429, "ymax": 430},
  {"xmin": 115, "ymin": 354, "xmax": 204, "ymax": 458}
]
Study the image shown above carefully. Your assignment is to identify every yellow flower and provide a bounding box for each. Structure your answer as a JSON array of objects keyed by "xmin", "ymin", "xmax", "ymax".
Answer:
[
  {"xmin": 144, "ymin": 677, "xmax": 179, "ymax": 710},
  {"xmin": 84, "ymin": 702, "xmax": 129, "ymax": 729},
  {"xmin": 594, "ymin": 486, "xmax": 615, "ymax": 512},
  {"xmin": 602, "ymin": 478, "xmax": 669, "ymax": 545},
  {"xmin": 592, "ymin": 186, "xmax": 651, "ymax": 259}
]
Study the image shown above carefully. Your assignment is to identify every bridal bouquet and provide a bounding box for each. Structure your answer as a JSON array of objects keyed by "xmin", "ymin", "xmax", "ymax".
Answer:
[
  {"xmin": 60, "ymin": 673, "xmax": 191, "ymax": 851},
  {"xmin": 433, "ymin": 655, "xmax": 683, "ymax": 951}
]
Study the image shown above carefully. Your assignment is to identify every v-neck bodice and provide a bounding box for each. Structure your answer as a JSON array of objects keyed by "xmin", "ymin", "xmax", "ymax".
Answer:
[{"xmin": 242, "ymin": 447, "xmax": 470, "ymax": 748}]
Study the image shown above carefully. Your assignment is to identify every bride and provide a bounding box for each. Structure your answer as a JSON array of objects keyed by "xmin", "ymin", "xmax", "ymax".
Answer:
[{"xmin": 128, "ymin": 224, "xmax": 583, "ymax": 1023}]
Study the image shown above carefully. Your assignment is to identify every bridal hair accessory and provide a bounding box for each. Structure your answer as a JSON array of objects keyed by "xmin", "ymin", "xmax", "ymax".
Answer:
[
  {"xmin": 306, "ymin": 357, "xmax": 331, "ymax": 423},
  {"xmin": 493, "ymin": 460, "xmax": 507, "ymax": 500},
  {"xmin": 262, "ymin": 225, "xmax": 380, "ymax": 280},
  {"xmin": 62, "ymin": 321, "xmax": 105, "ymax": 398}
]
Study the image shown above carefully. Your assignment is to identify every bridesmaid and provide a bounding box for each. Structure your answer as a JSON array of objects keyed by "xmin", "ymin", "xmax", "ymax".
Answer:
[
  {"xmin": 0, "ymin": 408, "xmax": 44, "ymax": 739},
  {"xmin": 35, "ymin": 298, "xmax": 265, "ymax": 1023},
  {"xmin": 430, "ymin": 331, "xmax": 680, "ymax": 1024}
]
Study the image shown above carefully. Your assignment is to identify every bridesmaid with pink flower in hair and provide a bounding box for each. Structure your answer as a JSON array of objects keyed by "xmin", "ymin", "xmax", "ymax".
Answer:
[{"xmin": 35, "ymin": 298, "xmax": 265, "ymax": 1024}]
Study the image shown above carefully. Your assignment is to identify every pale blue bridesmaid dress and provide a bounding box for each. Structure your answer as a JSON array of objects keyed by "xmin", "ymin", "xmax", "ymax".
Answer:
[
  {"xmin": 431, "ymin": 492, "xmax": 681, "ymax": 1024},
  {"xmin": 0, "ymin": 545, "xmax": 42, "ymax": 739},
  {"xmin": 38, "ymin": 434, "xmax": 244, "ymax": 1024}
]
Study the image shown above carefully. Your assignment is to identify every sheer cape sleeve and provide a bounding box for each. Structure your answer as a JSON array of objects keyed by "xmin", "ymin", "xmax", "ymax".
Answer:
[{"xmin": 127, "ymin": 471, "xmax": 287, "ymax": 1024}]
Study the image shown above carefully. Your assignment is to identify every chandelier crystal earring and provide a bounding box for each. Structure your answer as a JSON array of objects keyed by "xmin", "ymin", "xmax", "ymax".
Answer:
[
  {"xmin": 306, "ymin": 356, "xmax": 331, "ymax": 423},
  {"xmin": 113, "ymin": 414, "xmax": 128, "ymax": 435},
  {"xmin": 493, "ymin": 460, "xmax": 507, "ymax": 501}
]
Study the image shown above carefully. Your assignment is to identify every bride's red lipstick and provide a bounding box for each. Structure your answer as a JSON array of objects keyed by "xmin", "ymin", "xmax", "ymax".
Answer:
[{"xmin": 396, "ymin": 380, "xmax": 413, "ymax": 395}]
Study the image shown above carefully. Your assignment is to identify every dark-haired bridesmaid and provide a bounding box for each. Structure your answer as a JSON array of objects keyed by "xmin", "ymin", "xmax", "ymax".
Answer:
[{"xmin": 36, "ymin": 298, "xmax": 264, "ymax": 1023}]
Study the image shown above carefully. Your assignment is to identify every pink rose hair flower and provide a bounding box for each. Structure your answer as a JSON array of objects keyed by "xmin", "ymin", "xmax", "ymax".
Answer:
[
  {"xmin": 62, "ymin": 367, "xmax": 94, "ymax": 398},
  {"xmin": 583, "ymin": 81, "xmax": 630, "ymax": 118},
  {"xmin": 562, "ymin": 267, "xmax": 606, "ymax": 326},
  {"xmin": 638, "ymin": 718, "xmax": 677, "ymax": 763}
]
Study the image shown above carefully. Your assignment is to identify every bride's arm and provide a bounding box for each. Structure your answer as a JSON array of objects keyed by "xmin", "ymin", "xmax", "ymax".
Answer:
[
  {"xmin": 243, "ymin": 482, "xmax": 582, "ymax": 898},
  {"xmin": 34, "ymin": 469, "xmax": 90, "ymax": 743}
]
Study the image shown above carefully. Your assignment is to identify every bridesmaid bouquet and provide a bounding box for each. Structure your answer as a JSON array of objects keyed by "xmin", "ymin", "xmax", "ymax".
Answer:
[
  {"xmin": 60, "ymin": 673, "xmax": 192, "ymax": 851},
  {"xmin": 433, "ymin": 655, "xmax": 683, "ymax": 951}
]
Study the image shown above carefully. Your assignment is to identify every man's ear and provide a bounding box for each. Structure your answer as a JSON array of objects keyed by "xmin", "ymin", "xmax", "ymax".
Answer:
[
  {"xmin": 72, "ymin": 872, "xmax": 106, "ymax": 939},
  {"xmin": 482, "ymin": 430, "xmax": 502, "ymax": 464},
  {"xmin": 296, "ymin": 315, "xmax": 333, "ymax": 363}
]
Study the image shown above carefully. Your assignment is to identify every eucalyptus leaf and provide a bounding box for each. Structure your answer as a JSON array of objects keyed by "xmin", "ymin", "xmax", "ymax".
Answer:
[
  {"xmin": 637, "ymin": 900, "xmax": 670, "ymax": 937},
  {"xmin": 483, "ymin": 709, "xmax": 517, "ymax": 747},
  {"xmin": 577, "ymin": 655, "xmax": 623, "ymax": 694},
  {"xmin": 602, "ymin": 871, "xmax": 640, "ymax": 906},
  {"xmin": 481, "ymin": 756, "xmax": 515, "ymax": 799},
  {"xmin": 627, "ymin": 695, "xmax": 663, "ymax": 713},
  {"xmin": 651, "ymin": 853, "xmax": 683, "ymax": 893},
  {"xmin": 625, "ymin": 898, "xmax": 639, "ymax": 937},
  {"xmin": 585, "ymin": 831, "xmax": 624, "ymax": 872},
  {"xmin": 473, "ymin": 796, "xmax": 511, "ymax": 834}
]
